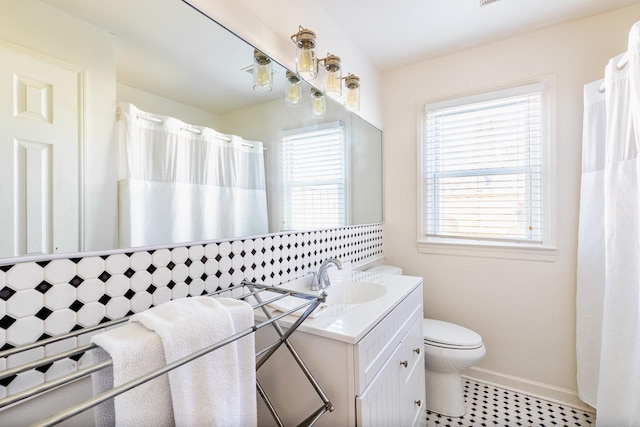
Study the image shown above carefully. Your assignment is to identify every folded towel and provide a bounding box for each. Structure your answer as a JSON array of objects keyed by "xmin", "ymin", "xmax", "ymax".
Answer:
[
  {"xmin": 91, "ymin": 322, "xmax": 174, "ymax": 427},
  {"xmin": 132, "ymin": 296, "xmax": 256, "ymax": 427},
  {"xmin": 260, "ymin": 290, "xmax": 328, "ymax": 318}
]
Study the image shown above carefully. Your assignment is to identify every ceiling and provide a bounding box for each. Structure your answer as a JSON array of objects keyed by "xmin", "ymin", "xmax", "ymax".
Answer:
[{"xmin": 317, "ymin": 0, "xmax": 640, "ymax": 71}]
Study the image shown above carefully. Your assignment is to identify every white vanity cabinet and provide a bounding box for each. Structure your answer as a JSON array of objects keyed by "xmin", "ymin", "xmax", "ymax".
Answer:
[
  {"xmin": 255, "ymin": 277, "xmax": 425, "ymax": 427},
  {"xmin": 356, "ymin": 286, "xmax": 425, "ymax": 427}
]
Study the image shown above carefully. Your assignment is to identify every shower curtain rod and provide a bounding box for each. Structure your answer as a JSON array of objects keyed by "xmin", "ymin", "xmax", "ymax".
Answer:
[
  {"xmin": 116, "ymin": 107, "xmax": 263, "ymax": 150},
  {"xmin": 134, "ymin": 115, "xmax": 261, "ymax": 148},
  {"xmin": 598, "ymin": 54, "xmax": 630, "ymax": 93}
]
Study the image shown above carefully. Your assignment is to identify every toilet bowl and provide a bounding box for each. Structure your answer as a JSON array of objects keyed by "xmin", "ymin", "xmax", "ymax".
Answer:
[{"xmin": 423, "ymin": 319, "xmax": 486, "ymax": 417}]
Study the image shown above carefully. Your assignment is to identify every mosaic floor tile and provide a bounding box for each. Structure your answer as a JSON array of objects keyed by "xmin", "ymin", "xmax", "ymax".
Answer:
[{"xmin": 425, "ymin": 379, "xmax": 595, "ymax": 427}]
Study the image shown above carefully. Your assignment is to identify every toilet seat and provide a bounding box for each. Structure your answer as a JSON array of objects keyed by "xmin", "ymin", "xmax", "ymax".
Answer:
[{"xmin": 423, "ymin": 319, "xmax": 483, "ymax": 349}]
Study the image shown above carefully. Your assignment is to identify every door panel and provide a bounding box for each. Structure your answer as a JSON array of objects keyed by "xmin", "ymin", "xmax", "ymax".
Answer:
[{"xmin": 0, "ymin": 44, "xmax": 81, "ymax": 257}]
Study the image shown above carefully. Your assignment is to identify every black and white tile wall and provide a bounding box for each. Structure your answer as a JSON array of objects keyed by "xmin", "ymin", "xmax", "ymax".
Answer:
[{"xmin": 0, "ymin": 223, "xmax": 383, "ymax": 397}]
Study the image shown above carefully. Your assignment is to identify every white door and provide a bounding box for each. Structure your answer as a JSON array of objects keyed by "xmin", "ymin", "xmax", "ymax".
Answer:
[{"xmin": 0, "ymin": 44, "xmax": 81, "ymax": 258}]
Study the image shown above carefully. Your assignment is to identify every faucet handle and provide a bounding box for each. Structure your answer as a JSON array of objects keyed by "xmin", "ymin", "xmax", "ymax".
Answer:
[{"xmin": 309, "ymin": 271, "xmax": 320, "ymax": 291}]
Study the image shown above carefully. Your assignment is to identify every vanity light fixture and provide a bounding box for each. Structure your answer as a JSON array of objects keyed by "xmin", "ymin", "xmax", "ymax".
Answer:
[
  {"xmin": 344, "ymin": 73, "xmax": 360, "ymax": 112},
  {"xmin": 285, "ymin": 71, "xmax": 302, "ymax": 107},
  {"xmin": 318, "ymin": 53, "xmax": 342, "ymax": 98},
  {"xmin": 252, "ymin": 49, "xmax": 273, "ymax": 91},
  {"xmin": 311, "ymin": 87, "xmax": 326, "ymax": 117},
  {"xmin": 291, "ymin": 26, "xmax": 317, "ymax": 80}
]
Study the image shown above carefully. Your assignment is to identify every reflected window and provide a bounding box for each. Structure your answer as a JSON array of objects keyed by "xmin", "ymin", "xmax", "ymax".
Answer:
[{"xmin": 280, "ymin": 123, "xmax": 346, "ymax": 230}]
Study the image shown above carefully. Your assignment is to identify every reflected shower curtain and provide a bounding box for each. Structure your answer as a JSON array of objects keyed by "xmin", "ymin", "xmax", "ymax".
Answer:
[
  {"xmin": 118, "ymin": 103, "xmax": 268, "ymax": 247},
  {"xmin": 577, "ymin": 22, "xmax": 640, "ymax": 426}
]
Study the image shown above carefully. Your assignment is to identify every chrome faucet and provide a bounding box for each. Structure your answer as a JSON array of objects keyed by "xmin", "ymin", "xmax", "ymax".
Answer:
[{"xmin": 311, "ymin": 258, "xmax": 343, "ymax": 291}]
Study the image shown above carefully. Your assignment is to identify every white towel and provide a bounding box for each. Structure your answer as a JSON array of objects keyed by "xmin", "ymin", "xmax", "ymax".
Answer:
[
  {"xmin": 91, "ymin": 322, "xmax": 174, "ymax": 427},
  {"xmin": 132, "ymin": 296, "xmax": 256, "ymax": 427},
  {"xmin": 217, "ymin": 298, "xmax": 257, "ymax": 426},
  {"xmin": 260, "ymin": 290, "xmax": 328, "ymax": 318}
]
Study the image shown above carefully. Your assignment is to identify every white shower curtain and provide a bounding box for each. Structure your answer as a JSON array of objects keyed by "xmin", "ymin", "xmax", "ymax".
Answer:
[
  {"xmin": 118, "ymin": 103, "xmax": 268, "ymax": 248},
  {"xmin": 577, "ymin": 22, "xmax": 640, "ymax": 427},
  {"xmin": 576, "ymin": 79, "xmax": 606, "ymax": 409}
]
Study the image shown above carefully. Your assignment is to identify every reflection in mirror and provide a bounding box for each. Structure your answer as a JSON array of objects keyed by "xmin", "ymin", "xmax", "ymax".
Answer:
[{"xmin": 0, "ymin": 0, "xmax": 382, "ymax": 259}]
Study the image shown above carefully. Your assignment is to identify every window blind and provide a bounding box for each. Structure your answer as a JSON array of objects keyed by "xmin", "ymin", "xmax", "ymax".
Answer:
[
  {"xmin": 280, "ymin": 125, "xmax": 345, "ymax": 229},
  {"xmin": 423, "ymin": 87, "xmax": 544, "ymax": 244}
]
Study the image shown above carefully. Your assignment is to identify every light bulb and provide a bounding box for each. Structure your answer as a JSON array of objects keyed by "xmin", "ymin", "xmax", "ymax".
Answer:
[
  {"xmin": 345, "ymin": 88, "xmax": 359, "ymax": 111},
  {"xmin": 297, "ymin": 48, "xmax": 316, "ymax": 79},
  {"xmin": 291, "ymin": 27, "xmax": 317, "ymax": 80},
  {"xmin": 255, "ymin": 64, "xmax": 271, "ymax": 88},
  {"xmin": 344, "ymin": 74, "xmax": 360, "ymax": 111},
  {"xmin": 253, "ymin": 49, "xmax": 272, "ymax": 92},
  {"xmin": 325, "ymin": 71, "xmax": 341, "ymax": 97},
  {"xmin": 311, "ymin": 91, "xmax": 325, "ymax": 117},
  {"xmin": 286, "ymin": 82, "xmax": 301, "ymax": 106},
  {"xmin": 285, "ymin": 71, "xmax": 301, "ymax": 107},
  {"xmin": 321, "ymin": 54, "xmax": 342, "ymax": 97}
]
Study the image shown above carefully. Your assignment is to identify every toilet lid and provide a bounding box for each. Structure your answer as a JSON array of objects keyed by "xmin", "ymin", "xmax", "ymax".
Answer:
[{"xmin": 423, "ymin": 319, "xmax": 483, "ymax": 348}]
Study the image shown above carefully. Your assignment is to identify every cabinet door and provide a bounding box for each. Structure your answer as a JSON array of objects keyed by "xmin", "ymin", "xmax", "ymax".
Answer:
[
  {"xmin": 399, "ymin": 317, "xmax": 426, "ymax": 426},
  {"xmin": 401, "ymin": 352, "xmax": 426, "ymax": 426},
  {"xmin": 356, "ymin": 344, "xmax": 402, "ymax": 426}
]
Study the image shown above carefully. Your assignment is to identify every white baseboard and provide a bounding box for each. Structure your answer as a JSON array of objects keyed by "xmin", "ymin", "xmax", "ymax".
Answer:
[{"xmin": 463, "ymin": 367, "xmax": 596, "ymax": 413}]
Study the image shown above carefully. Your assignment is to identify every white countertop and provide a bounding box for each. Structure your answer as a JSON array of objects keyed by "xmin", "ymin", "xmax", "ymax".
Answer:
[{"xmin": 258, "ymin": 270, "xmax": 423, "ymax": 344}]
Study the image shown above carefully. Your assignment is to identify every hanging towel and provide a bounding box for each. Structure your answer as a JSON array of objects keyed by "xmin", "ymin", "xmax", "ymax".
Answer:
[
  {"xmin": 91, "ymin": 322, "xmax": 174, "ymax": 427},
  {"xmin": 217, "ymin": 298, "xmax": 257, "ymax": 426},
  {"xmin": 259, "ymin": 290, "xmax": 328, "ymax": 318},
  {"xmin": 132, "ymin": 296, "xmax": 257, "ymax": 427}
]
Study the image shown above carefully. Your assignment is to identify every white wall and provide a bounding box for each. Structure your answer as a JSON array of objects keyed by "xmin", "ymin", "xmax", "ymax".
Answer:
[
  {"xmin": 185, "ymin": 0, "xmax": 383, "ymax": 129},
  {"xmin": 382, "ymin": 4, "xmax": 640, "ymax": 405},
  {"xmin": 117, "ymin": 84, "xmax": 222, "ymax": 130}
]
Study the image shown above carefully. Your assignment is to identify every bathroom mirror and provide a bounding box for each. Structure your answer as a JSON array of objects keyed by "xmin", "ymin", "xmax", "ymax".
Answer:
[{"xmin": 0, "ymin": 0, "xmax": 382, "ymax": 259}]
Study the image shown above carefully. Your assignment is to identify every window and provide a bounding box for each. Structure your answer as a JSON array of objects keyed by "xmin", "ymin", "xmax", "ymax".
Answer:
[
  {"xmin": 280, "ymin": 123, "xmax": 346, "ymax": 230},
  {"xmin": 418, "ymin": 81, "xmax": 556, "ymax": 260}
]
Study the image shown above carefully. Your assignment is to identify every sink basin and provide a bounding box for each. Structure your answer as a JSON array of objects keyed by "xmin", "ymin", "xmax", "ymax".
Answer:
[{"xmin": 325, "ymin": 282, "xmax": 387, "ymax": 305}]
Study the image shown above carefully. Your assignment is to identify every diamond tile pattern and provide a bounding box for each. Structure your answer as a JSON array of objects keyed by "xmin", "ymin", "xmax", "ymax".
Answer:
[
  {"xmin": 0, "ymin": 224, "xmax": 383, "ymax": 390},
  {"xmin": 425, "ymin": 379, "xmax": 595, "ymax": 427}
]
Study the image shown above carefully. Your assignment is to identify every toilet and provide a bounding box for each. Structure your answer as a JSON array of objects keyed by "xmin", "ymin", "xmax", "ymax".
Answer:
[
  {"xmin": 366, "ymin": 264, "xmax": 486, "ymax": 417},
  {"xmin": 422, "ymin": 319, "xmax": 485, "ymax": 417}
]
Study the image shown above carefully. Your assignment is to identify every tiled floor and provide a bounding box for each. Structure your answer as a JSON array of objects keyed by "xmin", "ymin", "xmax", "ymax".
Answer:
[{"xmin": 425, "ymin": 379, "xmax": 595, "ymax": 427}]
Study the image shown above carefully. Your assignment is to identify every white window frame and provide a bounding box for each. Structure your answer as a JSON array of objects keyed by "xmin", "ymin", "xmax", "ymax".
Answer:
[
  {"xmin": 278, "ymin": 121, "xmax": 348, "ymax": 231},
  {"xmin": 417, "ymin": 77, "xmax": 557, "ymax": 262}
]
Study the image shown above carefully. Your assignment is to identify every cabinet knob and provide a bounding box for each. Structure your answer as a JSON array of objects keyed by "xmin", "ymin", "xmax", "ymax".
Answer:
[
  {"xmin": 413, "ymin": 347, "xmax": 421, "ymax": 355},
  {"xmin": 400, "ymin": 360, "xmax": 408, "ymax": 368},
  {"xmin": 414, "ymin": 399, "xmax": 422, "ymax": 407}
]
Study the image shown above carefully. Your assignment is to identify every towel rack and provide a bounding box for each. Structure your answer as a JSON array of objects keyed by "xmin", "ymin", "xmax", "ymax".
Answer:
[{"xmin": 0, "ymin": 281, "xmax": 333, "ymax": 427}]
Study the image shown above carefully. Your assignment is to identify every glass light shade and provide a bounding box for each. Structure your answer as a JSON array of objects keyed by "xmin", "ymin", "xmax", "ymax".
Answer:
[
  {"xmin": 325, "ymin": 69, "xmax": 342, "ymax": 97},
  {"xmin": 253, "ymin": 50, "xmax": 272, "ymax": 92},
  {"xmin": 297, "ymin": 45, "xmax": 316, "ymax": 80},
  {"xmin": 291, "ymin": 27, "xmax": 317, "ymax": 80},
  {"xmin": 311, "ymin": 89, "xmax": 325, "ymax": 117},
  {"xmin": 344, "ymin": 74, "xmax": 360, "ymax": 112},
  {"xmin": 322, "ymin": 54, "xmax": 342, "ymax": 98},
  {"xmin": 285, "ymin": 71, "xmax": 301, "ymax": 107}
]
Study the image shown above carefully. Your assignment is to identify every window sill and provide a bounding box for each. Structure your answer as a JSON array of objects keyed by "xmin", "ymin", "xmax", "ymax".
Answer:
[{"xmin": 416, "ymin": 240, "xmax": 557, "ymax": 262}]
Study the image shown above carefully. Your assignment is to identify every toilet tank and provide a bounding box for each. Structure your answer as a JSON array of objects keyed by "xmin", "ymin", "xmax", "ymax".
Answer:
[{"xmin": 365, "ymin": 265, "xmax": 403, "ymax": 275}]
